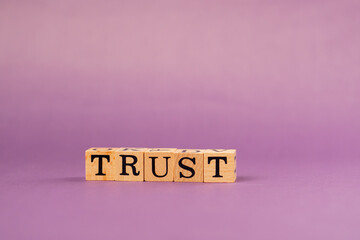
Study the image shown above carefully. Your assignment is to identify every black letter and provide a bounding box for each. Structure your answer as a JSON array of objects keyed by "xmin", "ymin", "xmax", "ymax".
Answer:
[
  {"xmin": 179, "ymin": 157, "xmax": 196, "ymax": 178},
  {"xmin": 91, "ymin": 155, "xmax": 110, "ymax": 175},
  {"xmin": 119, "ymin": 155, "xmax": 140, "ymax": 176},
  {"xmin": 208, "ymin": 156, "xmax": 227, "ymax": 177},
  {"xmin": 150, "ymin": 156, "xmax": 170, "ymax": 177}
]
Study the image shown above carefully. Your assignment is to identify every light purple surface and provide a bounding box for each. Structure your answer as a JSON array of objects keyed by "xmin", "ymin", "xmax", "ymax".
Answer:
[{"xmin": 1, "ymin": 1, "xmax": 360, "ymax": 239}]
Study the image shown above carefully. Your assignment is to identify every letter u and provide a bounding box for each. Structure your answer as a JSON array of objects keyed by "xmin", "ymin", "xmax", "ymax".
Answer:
[{"xmin": 150, "ymin": 156, "xmax": 170, "ymax": 177}]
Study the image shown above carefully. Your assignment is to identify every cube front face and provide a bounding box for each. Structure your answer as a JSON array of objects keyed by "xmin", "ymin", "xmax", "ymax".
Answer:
[
  {"xmin": 113, "ymin": 148, "xmax": 147, "ymax": 182},
  {"xmin": 144, "ymin": 148, "xmax": 177, "ymax": 182},
  {"xmin": 85, "ymin": 148, "xmax": 120, "ymax": 181},
  {"xmin": 203, "ymin": 149, "xmax": 236, "ymax": 183},
  {"xmin": 174, "ymin": 149, "xmax": 204, "ymax": 182}
]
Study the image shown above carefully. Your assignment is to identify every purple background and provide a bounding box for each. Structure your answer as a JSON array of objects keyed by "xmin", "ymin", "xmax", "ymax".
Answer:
[{"xmin": 1, "ymin": 1, "xmax": 360, "ymax": 239}]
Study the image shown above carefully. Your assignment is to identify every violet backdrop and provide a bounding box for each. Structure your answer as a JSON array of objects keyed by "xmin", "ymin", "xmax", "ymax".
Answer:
[{"xmin": 0, "ymin": 1, "xmax": 359, "ymax": 239}]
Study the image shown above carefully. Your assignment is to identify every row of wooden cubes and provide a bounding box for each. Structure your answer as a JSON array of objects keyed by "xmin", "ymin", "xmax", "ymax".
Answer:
[{"xmin": 86, "ymin": 148, "xmax": 236, "ymax": 182}]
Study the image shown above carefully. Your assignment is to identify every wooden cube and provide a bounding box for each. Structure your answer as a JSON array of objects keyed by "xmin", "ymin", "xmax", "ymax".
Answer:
[
  {"xmin": 144, "ymin": 148, "xmax": 177, "ymax": 182},
  {"xmin": 85, "ymin": 147, "xmax": 119, "ymax": 181},
  {"xmin": 113, "ymin": 148, "xmax": 146, "ymax": 181},
  {"xmin": 203, "ymin": 149, "xmax": 236, "ymax": 183},
  {"xmin": 174, "ymin": 149, "xmax": 204, "ymax": 182}
]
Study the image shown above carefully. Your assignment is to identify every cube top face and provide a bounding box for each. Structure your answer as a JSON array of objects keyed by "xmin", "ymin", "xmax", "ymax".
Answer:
[
  {"xmin": 203, "ymin": 149, "xmax": 236, "ymax": 183},
  {"xmin": 86, "ymin": 147, "xmax": 120, "ymax": 153},
  {"xmin": 146, "ymin": 148, "xmax": 177, "ymax": 152},
  {"xmin": 176, "ymin": 149, "xmax": 206, "ymax": 153},
  {"xmin": 205, "ymin": 149, "xmax": 236, "ymax": 153},
  {"xmin": 117, "ymin": 147, "xmax": 148, "ymax": 153}
]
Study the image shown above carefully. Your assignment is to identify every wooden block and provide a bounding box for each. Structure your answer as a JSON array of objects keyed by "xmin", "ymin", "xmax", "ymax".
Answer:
[
  {"xmin": 174, "ymin": 149, "xmax": 204, "ymax": 182},
  {"xmin": 85, "ymin": 147, "xmax": 119, "ymax": 181},
  {"xmin": 144, "ymin": 148, "xmax": 177, "ymax": 182},
  {"xmin": 203, "ymin": 149, "xmax": 236, "ymax": 183},
  {"xmin": 113, "ymin": 148, "xmax": 147, "ymax": 181}
]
